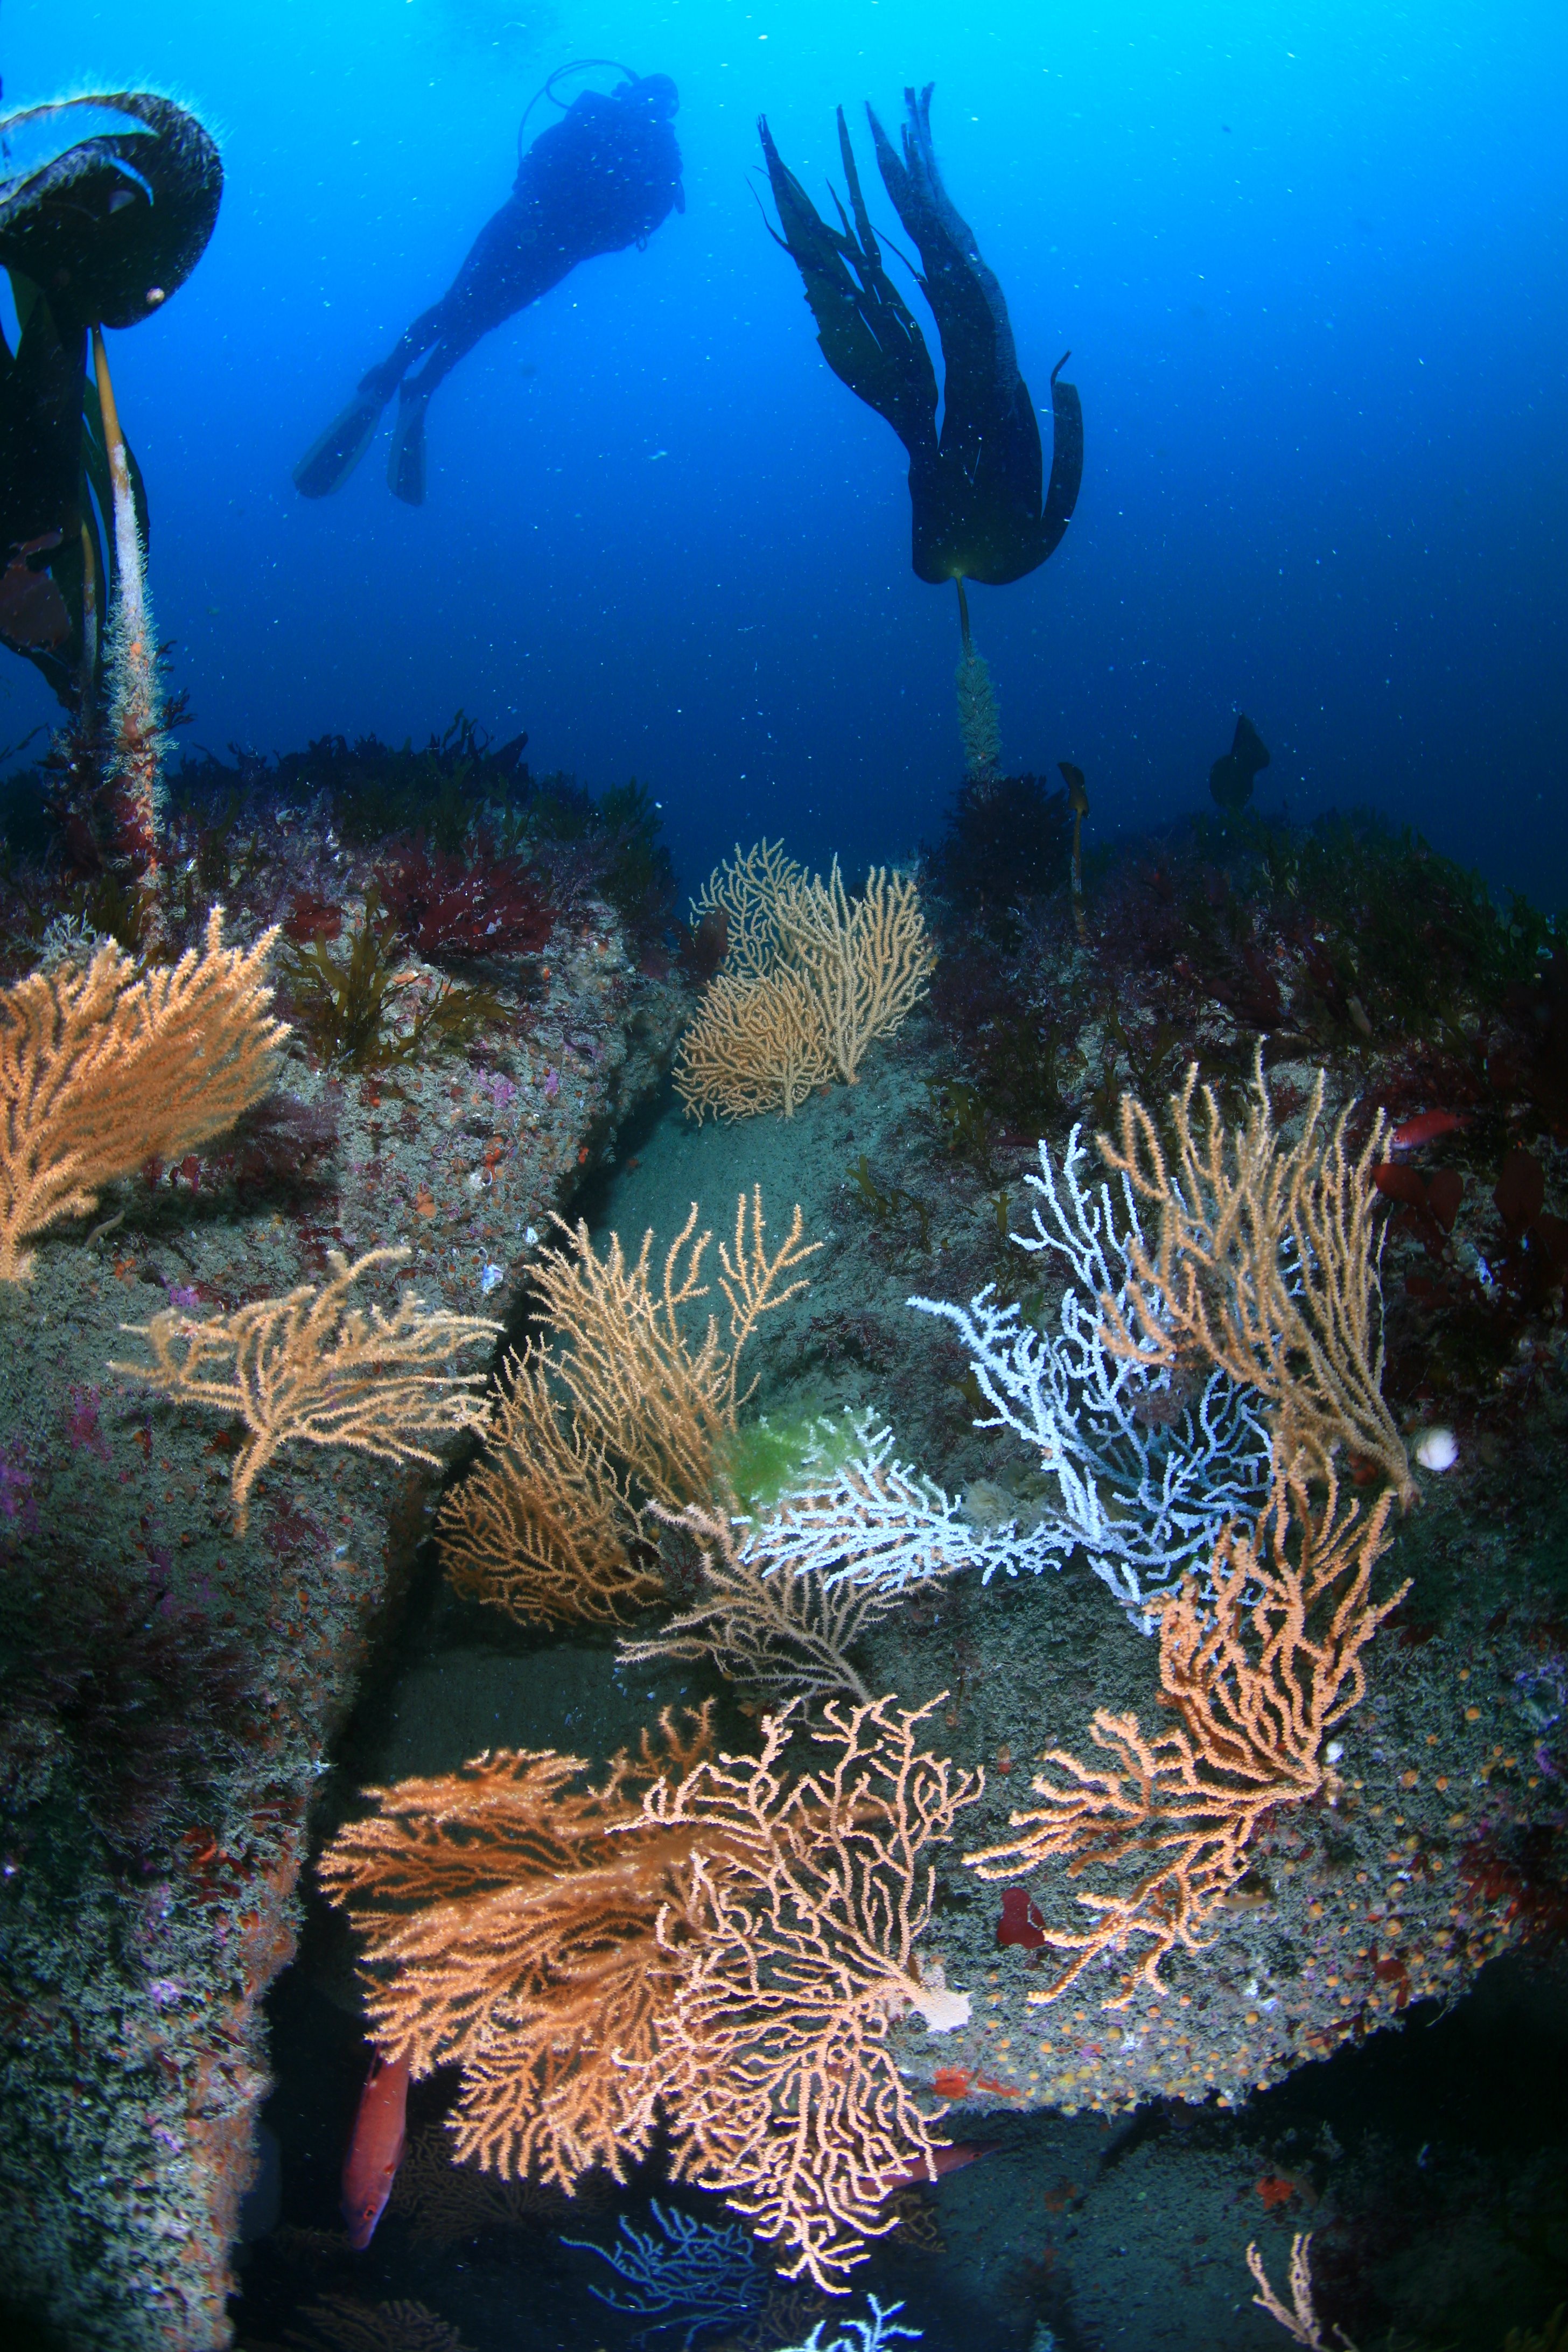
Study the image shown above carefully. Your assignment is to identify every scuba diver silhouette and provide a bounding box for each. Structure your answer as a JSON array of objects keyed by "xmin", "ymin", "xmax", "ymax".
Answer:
[{"xmin": 293, "ymin": 65, "xmax": 683, "ymax": 506}]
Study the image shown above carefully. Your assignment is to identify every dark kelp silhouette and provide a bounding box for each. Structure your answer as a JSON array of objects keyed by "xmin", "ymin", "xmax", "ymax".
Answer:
[
  {"xmin": 1209, "ymin": 713, "xmax": 1271, "ymax": 815},
  {"xmin": 759, "ymin": 86, "xmax": 1082, "ymax": 595},
  {"xmin": 0, "ymin": 93, "xmax": 221, "ymax": 702}
]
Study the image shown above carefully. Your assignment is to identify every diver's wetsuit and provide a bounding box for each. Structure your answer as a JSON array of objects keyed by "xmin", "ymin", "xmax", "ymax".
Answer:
[{"xmin": 295, "ymin": 74, "xmax": 683, "ymax": 504}]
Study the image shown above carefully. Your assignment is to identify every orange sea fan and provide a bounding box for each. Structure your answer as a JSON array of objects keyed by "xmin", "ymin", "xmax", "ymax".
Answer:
[
  {"xmin": 965, "ymin": 1473, "xmax": 1407, "ymax": 2006},
  {"xmin": 317, "ymin": 1709, "xmax": 713, "ymax": 2188},
  {"xmin": 638, "ymin": 1693, "xmax": 985, "ymax": 2291},
  {"xmin": 321, "ymin": 1693, "xmax": 982, "ymax": 2292}
]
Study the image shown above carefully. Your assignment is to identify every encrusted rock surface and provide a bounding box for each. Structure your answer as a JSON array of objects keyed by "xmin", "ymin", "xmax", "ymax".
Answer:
[{"xmin": 0, "ymin": 897, "xmax": 685, "ymax": 2349}]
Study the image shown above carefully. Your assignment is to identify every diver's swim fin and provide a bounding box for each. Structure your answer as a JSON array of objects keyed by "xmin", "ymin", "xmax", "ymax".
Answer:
[
  {"xmin": 292, "ymin": 384, "xmax": 390, "ymax": 499},
  {"xmin": 387, "ymin": 386, "xmax": 429, "ymax": 506}
]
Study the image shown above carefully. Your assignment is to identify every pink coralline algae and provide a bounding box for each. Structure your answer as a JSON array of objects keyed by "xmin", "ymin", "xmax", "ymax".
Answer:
[{"xmin": 65, "ymin": 1386, "xmax": 112, "ymax": 1461}]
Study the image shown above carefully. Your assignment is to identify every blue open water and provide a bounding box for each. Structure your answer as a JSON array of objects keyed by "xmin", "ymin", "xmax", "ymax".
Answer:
[{"xmin": 4, "ymin": 0, "xmax": 1564, "ymax": 900}]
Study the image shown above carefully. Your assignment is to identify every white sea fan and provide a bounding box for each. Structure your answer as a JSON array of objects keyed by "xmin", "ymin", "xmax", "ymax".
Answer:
[
  {"xmin": 909, "ymin": 1128, "xmax": 1275, "ymax": 1628},
  {"xmin": 740, "ymin": 1410, "xmax": 1023, "ymax": 1596},
  {"xmin": 780, "ymin": 2297, "xmax": 922, "ymax": 2352}
]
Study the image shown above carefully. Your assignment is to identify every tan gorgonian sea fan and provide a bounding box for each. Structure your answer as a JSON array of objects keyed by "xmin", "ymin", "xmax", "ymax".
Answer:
[
  {"xmin": 619, "ymin": 1502, "xmax": 886, "ymax": 1704},
  {"xmin": 1096, "ymin": 1048, "xmax": 1414, "ymax": 1503},
  {"xmin": 438, "ymin": 1189, "xmax": 818, "ymax": 1626},
  {"xmin": 437, "ymin": 1342, "xmax": 659, "ymax": 1627},
  {"xmin": 639, "ymin": 1693, "xmax": 983, "ymax": 2290},
  {"xmin": 674, "ymin": 845, "xmax": 934, "ymax": 1121},
  {"xmin": 674, "ymin": 965, "xmax": 832, "ymax": 1123},
  {"xmin": 0, "ymin": 906, "xmax": 285, "ymax": 1281},
  {"xmin": 687, "ymin": 838, "xmax": 807, "ymax": 979},
  {"xmin": 321, "ymin": 1695, "xmax": 981, "ymax": 2292},
  {"xmin": 112, "ymin": 1246, "xmax": 499, "ymax": 1532},
  {"xmin": 318, "ymin": 1709, "xmax": 715, "ymax": 2192},
  {"xmin": 965, "ymin": 1472, "xmax": 1406, "ymax": 2006},
  {"xmin": 774, "ymin": 858, "xmax": 936, "ymax": 1087}
]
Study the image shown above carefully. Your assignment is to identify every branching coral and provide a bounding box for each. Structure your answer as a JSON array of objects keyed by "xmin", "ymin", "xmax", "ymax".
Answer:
[
  {"xmin": 564, "ymin": 2199, "xmax": 769, "ymax": 2336},
  {"xmin": 622, "ymin": 1417, "xmax": 1009, "ymax": 1703},
  {"xmin": 643, "ymin": 1695, "xmax": 982, "ymax": 2289},
  {"xmin": 740, "ymin": 1413, "xmax": 1022, "ymax": 1597},
  {"xmin": 441, "ymin": 1190, "xmax": 818, "ymax": 1627},
  {"xmin": 322, "ymin": 1696, "xmax": 978, "ymax": 2292},
  {"xmin": 1097, "ymin": 1049, "xmax": 1415, "ymax": 1503},
  {"xmin": 0, "ymin": 905, "xmax": 285, "ymax": 1280},
  {"xmin": 111, "ymin": 1245, "xmax": 499, "ymax": 1532},
  {"xmin": 620, "ymin": 1497, "xmax": 942, "ymax": 1705},
  {"xmin": 437, "ymin": 1344, "xmax": 659, "ymax": 1627},
  {"xmin": 965, "ymin": 1474, "xmax": 1407, "ymax": 2006},
  {"xmin": 318, "ymin": 1710, "xmax": 715, "ymax": 2188},
  {"xmin": 910, "ymin": 1130, "xmax": 1273, "ymax": 1625},
  {"xmin": 675, "ymin": 846, "xmax": 934, "ymax": 1121},
  {"xmin": 778, "ymin": 2302, "xmax": 922, "ymax": 2352}
]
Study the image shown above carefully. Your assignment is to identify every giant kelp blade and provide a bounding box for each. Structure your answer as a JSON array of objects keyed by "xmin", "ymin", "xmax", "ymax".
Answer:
[
  {"xmin": 0, "ymin": 271, "xmax": 92, "ymax": 698},
  {"xmin": 758, "ymin": 116, "xmax": 937, "ymax": 463},
  {"xmin": 0, "ymin": 267, "xmax": 149, "ymax": 701},
  {"xmin": 907, "ymin": 360, "xmax": 1083, "ymax": 587},
  {"xmin": 1038, "ymin": 354, "xmax": 1084, "ymax": 557},
  {"xmin": 867, "ymin": 86, "xmax": 1016, "ymax": 412},
  {"xmin": 0, "ymin": 91, "xmax": 203, "ymax": 703},
  {"xmin": 866, "ymin": 87, "xmax": 1081, "ymax": 587},
  {"xmin": 0, "ymin": 92, "xmax": 222, "ymax": 333},
  {"xmin": 0, "ymin": 268, "xmax": 81, "ymax": 551}
]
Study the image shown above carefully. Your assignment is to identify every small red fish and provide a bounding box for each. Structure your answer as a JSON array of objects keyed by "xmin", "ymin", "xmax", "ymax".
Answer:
[
  {"xmin": 1390, "ymin": 1108, "xmax": 1467, "ymax": 1152},
  {"xmin": 341, "ymin": 2047, "xmax": 410, "ymax": 2249},
  {"xmin": 879, "ymin": 2141, "xmax": 990, "ymax": 2193}
]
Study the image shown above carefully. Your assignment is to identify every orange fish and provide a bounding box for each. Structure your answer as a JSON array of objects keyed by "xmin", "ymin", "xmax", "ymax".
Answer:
[{"xmin": 341, "ymin": 2047, "xmax": 410, "ymax": 2249}]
